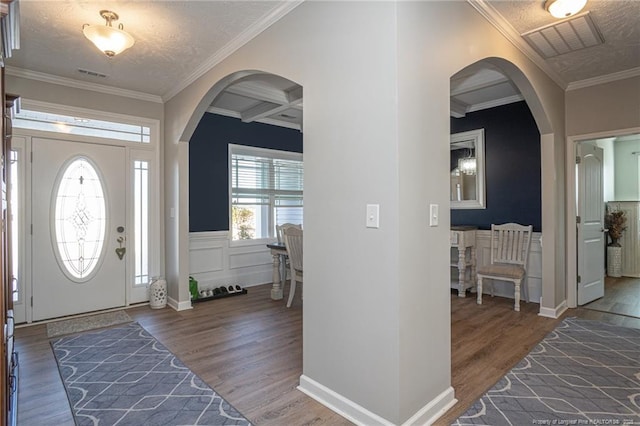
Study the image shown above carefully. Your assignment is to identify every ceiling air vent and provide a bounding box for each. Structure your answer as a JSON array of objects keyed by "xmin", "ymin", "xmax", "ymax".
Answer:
[
  {"xmin": 77, "ymin": 68, "xmax": 108, "ymax": 78},
  {"xmin": 522, "ymin": 12, "xmax": 604, "ymax": 59}
]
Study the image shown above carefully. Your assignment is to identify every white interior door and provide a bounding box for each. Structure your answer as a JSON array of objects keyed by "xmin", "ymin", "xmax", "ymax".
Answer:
[
  {"xmin": 577, "ymin": 143, "xmax": 605, "ymax": 305},
  {"xmin": 32, "ymin": 138, "xmax": 126, "ymax": 321}
]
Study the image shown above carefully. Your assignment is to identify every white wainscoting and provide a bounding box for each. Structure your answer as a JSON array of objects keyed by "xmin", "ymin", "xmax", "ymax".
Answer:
[
  {"xmin": 189, "ymin": 231, "xmax": 274, "ymax": 291},
  {"xmin": 452, "ymin": 230, "xmax": 542, "ymax": 303}
]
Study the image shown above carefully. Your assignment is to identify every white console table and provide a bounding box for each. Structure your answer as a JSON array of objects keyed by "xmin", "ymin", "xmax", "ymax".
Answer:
[{"xmin": 450, "ymin": 226, "xmax": 477, "ymax": 297}]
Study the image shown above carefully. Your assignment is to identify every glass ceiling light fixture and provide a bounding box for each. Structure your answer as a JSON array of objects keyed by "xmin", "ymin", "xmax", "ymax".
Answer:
[
  {"xmin": 82, "ymin": 10, "xmax": 135, "ymax": 58},
  {"xmin": 458, "ymin": 149, "xmax": 476, "ymax": 176},
  {"xmin": 545, "ymin": 0, "xmax": 587, "ymax": 18}
]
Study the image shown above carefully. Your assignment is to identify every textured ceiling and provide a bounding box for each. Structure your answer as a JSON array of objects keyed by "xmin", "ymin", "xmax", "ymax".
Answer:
[
  {"xmin": 5, "ymin": 0, "xmax": 640, "ymax": 120},
  {"xmin": 6, "ymin": 1, "xmax": 292, "ymax": 98},
  {"xmin": 488, "ymin": 0, "xmax": 640, "ymax": 83}
]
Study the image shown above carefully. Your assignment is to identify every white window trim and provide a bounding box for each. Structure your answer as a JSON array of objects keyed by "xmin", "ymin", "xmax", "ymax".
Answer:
[
  {"xmin": 228, "ymin": 144, "xmax": 303, "ymax": 247},
  {"xmin": 16, "ymin": 99, "xmax": 159, "ymax": 149},
  {"xmin": 13, "ymin": 100, "xmax": 162, "ymax": 317}
]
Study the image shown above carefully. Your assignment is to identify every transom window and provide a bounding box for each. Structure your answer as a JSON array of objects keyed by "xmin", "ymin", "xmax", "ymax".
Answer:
[
  {"xmin": 14, "ymin": 109, "xmax": 151, "ymax": 143},
  {"xmin": 230, "ymin": 145, "xmax": 303, "ymax": 241}
]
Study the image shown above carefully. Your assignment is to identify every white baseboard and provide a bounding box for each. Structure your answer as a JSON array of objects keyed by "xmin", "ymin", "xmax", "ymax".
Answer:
[
  {"xmin": 298, "ymin": 375, "xmax": 456, "ymax": 426},
  {"xmin": 401, "ymin": 387, "xmax": 457, "ymax": 426},
  {"xmin": 538, "ymin": 300, "xmax": 567, "ymax": 318},
  {"xmin": 167, "ymin": 296, "xmax": 192, "ymax": 311},
  {"xmin": 298, "ymin": 375, "xmax": 395, "ymax": 426}
]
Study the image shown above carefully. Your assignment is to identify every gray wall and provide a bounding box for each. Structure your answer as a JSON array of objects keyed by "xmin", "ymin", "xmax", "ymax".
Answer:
[
  {"xmin": 615, "ymin": 136, "xmax": 640, "ymax": 200},
  {"xmin": 164, "ymin": 1, "xmax": 566, "ymax": 423},
  {"xmin": 566, "ymin": 76, "xmax": 640, "ymax": 137}
]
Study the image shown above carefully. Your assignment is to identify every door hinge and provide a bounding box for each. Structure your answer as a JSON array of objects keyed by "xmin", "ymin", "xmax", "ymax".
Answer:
[
  {"xmin": 576, "ymin": 216, "xmax": 581, "ymax": 224},
  {"xmin": 30, "ymin": 296, "xmax": 33, "ymax": 307},
  {"xmin": 30, "ymin": 151, "xmax": 33, "ymax": 163},
  {"xmin": 30, "ymin": 224, "xmax": 33, "ymax": 235},
  {"xmin": 576, "ymin": 155, "xmax": 581, "ymax": 164},
  {"xmin": 577, "ymin": 275, "xmax": 581, "ymax": 284}
]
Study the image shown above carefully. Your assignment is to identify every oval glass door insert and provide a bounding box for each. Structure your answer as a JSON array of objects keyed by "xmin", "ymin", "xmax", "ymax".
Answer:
[{"xmin": 54, "ymin": 157, "xmax": 107, "ymax": 281}]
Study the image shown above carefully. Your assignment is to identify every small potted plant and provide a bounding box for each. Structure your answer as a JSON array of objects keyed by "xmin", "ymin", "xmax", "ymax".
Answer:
[{"xmin": 605, "ymin": 208, "xmax": 627, "ymax": 277}]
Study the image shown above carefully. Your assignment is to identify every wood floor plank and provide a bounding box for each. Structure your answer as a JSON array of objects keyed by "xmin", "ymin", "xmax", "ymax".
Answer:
[{"xmin": 14, "ymin": 282, "xmax": 640, "ymax": 425}]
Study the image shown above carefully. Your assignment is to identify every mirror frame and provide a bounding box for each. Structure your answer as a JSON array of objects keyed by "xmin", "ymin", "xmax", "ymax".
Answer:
[{"xmin": 451, "ymin": 128, "xmax": 486, "ymax": 209}]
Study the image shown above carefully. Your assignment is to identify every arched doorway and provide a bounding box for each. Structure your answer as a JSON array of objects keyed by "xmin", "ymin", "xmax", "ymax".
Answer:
[
  {"xmin": 181, "ymin": 71, "xmax": 303, "ymax": 308},
  {"xmin": 186, "ymin": 72, "xmax": 304, "ymax": 299},
  {"xmin": 449, "ymin": 57, "xmax": 559, "ymax": 316}
]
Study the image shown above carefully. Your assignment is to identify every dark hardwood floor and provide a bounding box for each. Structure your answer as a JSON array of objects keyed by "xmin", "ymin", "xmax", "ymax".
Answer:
[
  {"xmin": 14, "ymin": 283, "xmax": 640, "ymax": 426},
  {"xmin": 583, "ymin": 276, "xmax": 640, "ymax": 318},
  {"xmin": 435, "ymin": 291, "xmax": 640, "ymax": 425}
]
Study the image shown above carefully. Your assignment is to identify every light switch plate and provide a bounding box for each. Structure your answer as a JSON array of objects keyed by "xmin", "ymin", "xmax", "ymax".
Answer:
[
  {"xmin": 429, "ymin": 204, "xmax": 438, "ymax": 227},
  {"xmin": 366, "ymin": 204, "xmax": 380, "ymax": 228}
]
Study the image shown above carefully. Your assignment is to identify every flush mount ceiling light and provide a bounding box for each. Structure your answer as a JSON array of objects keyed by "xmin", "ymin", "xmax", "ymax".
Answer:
[
  {"xmin": 545, "ymin": 0, "xmax": 588, "ymax": 18},
  {"xmin": 82, "ymin": 10, "xmax": 135, "ymax": 58}
]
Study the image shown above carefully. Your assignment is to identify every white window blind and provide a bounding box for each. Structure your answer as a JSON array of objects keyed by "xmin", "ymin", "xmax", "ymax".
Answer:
[{"xmin": 230, "ymin": 145, "xmax": 303, "ymax": 240}]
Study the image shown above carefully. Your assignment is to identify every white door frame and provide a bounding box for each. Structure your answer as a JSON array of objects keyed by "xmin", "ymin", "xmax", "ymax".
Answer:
[
  {"xmin": 13, "ymin": 99, "xmax": 163, "ymax": 322},
  {"xmin": 565, "ymin": 126, "xmax": 640, "ymax": 308},
  {"xmin": 31, "ymin": 138, "xmax": 128, "ymax": 321}
]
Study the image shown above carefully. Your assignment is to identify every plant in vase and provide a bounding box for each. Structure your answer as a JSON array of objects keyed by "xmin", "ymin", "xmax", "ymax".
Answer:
[
  {"xmin": 605, "ymin": 209, "xmax": 627, "ymax": 247},
  {"xmin": 605, "ymin": 209, "xmax": 627, "ymax": 277}
]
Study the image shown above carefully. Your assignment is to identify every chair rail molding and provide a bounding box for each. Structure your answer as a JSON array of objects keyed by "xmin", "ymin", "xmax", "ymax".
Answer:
[{"xmin": 189, "ymin": 231, "xmax": 274, "ymax": 291}]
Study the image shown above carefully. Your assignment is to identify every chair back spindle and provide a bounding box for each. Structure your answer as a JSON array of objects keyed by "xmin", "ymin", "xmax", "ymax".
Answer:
[
  {"xmin": 283, "ymin": 227, "xmax": 303, "ymax": 308},
  {"xmin": 492, "ymin": 224, "xmax": 532, "ymax": 267}
]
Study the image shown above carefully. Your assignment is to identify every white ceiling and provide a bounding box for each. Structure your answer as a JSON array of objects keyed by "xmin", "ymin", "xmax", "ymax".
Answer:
[{"xmin": 5, "ymin": 0, "xmax": 640, "ymax": 127}]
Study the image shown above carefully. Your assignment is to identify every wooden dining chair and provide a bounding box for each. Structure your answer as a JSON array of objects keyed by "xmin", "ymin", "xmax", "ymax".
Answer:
[
  {"xmin": 276, "ymin": 223, "xmax": 301, "ymax": 281},
  {"xmin": 283, "ymin": 227, "xmax": 303, "ymax": 308},
  {"xmin": 276, "ymin": 223, "xmax": 302, "ymax": 244},
  {"xmin": 476, "ymin": 223, "xmax": 533, "ymax": 311}
]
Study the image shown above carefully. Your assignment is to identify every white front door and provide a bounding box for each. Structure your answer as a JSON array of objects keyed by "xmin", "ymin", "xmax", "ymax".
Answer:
[
  {"xmin": 32, "ymin": 137, "xmax": 127, "ymax": 321},
  {"xmin": 577, "ymin": 143, "xmax": 605, "ymax": 305}
]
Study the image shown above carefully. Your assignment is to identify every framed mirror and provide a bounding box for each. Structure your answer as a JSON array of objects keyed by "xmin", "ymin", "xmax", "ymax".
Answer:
[{"xmin": 450, "ymin": 128, "xmax": 485, "ymax": 209}]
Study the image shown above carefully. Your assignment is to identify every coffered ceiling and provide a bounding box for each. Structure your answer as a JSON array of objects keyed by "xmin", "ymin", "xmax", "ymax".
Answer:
[{"xmin": 4, "ymin": 1, "xmax": 639, "ymax": 127}]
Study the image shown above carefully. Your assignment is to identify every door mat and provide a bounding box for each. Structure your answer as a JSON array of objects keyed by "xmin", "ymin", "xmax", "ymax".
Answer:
[{"xmin": 46, "ymin": 310, "xmax": 132, "ymax": 338}]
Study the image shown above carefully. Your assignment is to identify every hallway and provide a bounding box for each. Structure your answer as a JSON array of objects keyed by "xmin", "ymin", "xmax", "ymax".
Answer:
[{"xmin": 583, "ymin": 276, "xmax": 640, "ymax": 319}]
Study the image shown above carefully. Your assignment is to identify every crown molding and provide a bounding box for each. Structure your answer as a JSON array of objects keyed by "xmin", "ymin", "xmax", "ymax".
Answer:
[
  {"xmin": 467, "ymin": 0, "xmax": 567, "ymax": 90},
  {"xmin": 162, "ymin": 1, "xmax": 304, "ymax": 102},
  {"xmin": 5, "ymin": 66, "xmax": 163, "ymax": 103},
  {"xmin": 566, "ymin": 67, "xmax": 640, "ymax": 91}
]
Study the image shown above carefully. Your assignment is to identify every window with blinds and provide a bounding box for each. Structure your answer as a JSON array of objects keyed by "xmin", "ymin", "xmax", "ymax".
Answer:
[{"xmin": 230, "ymin": 144, "xmax": 303, "ymax": 241}]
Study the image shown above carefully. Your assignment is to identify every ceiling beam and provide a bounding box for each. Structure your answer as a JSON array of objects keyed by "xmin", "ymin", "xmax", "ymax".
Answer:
[{"xmin": 241, "ymin": 102, "xmax": 291, "ymax": 123}]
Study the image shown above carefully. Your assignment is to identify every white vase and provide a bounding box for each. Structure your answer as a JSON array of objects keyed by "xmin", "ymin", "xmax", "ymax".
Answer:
[
  {"xmin": 149, "ymin": 277, "xmax": 167, "ymax": 309},
  {"xmin": 607, "ymin": 246, "xmax": 622, "ymax": 277}
]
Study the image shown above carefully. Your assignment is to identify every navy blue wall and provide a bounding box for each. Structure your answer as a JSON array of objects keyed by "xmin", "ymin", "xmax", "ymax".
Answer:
[
  {"xmin": 189, "ymin": 114, "xmax": 303, "ymax": 232},
  {"xmin": 450, "ymin": 101, "xmax": 541, "ymax": 231}
]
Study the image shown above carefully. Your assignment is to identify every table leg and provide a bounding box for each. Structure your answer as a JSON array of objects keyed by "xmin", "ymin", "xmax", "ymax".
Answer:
[
  {"xmin": 470, "ymin": 245, "xmax": 477, "ymax": 293},
  {"xmin": 457, "ymin": 246, "xmax": 467, "ymax": 297},
  {"xmin": 271, "ymin": 253, "xmax": 283, "ymax": 300},
  {"xmin": 280, "ymin": 254, "xmax": 287, "ymax": 295}
]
